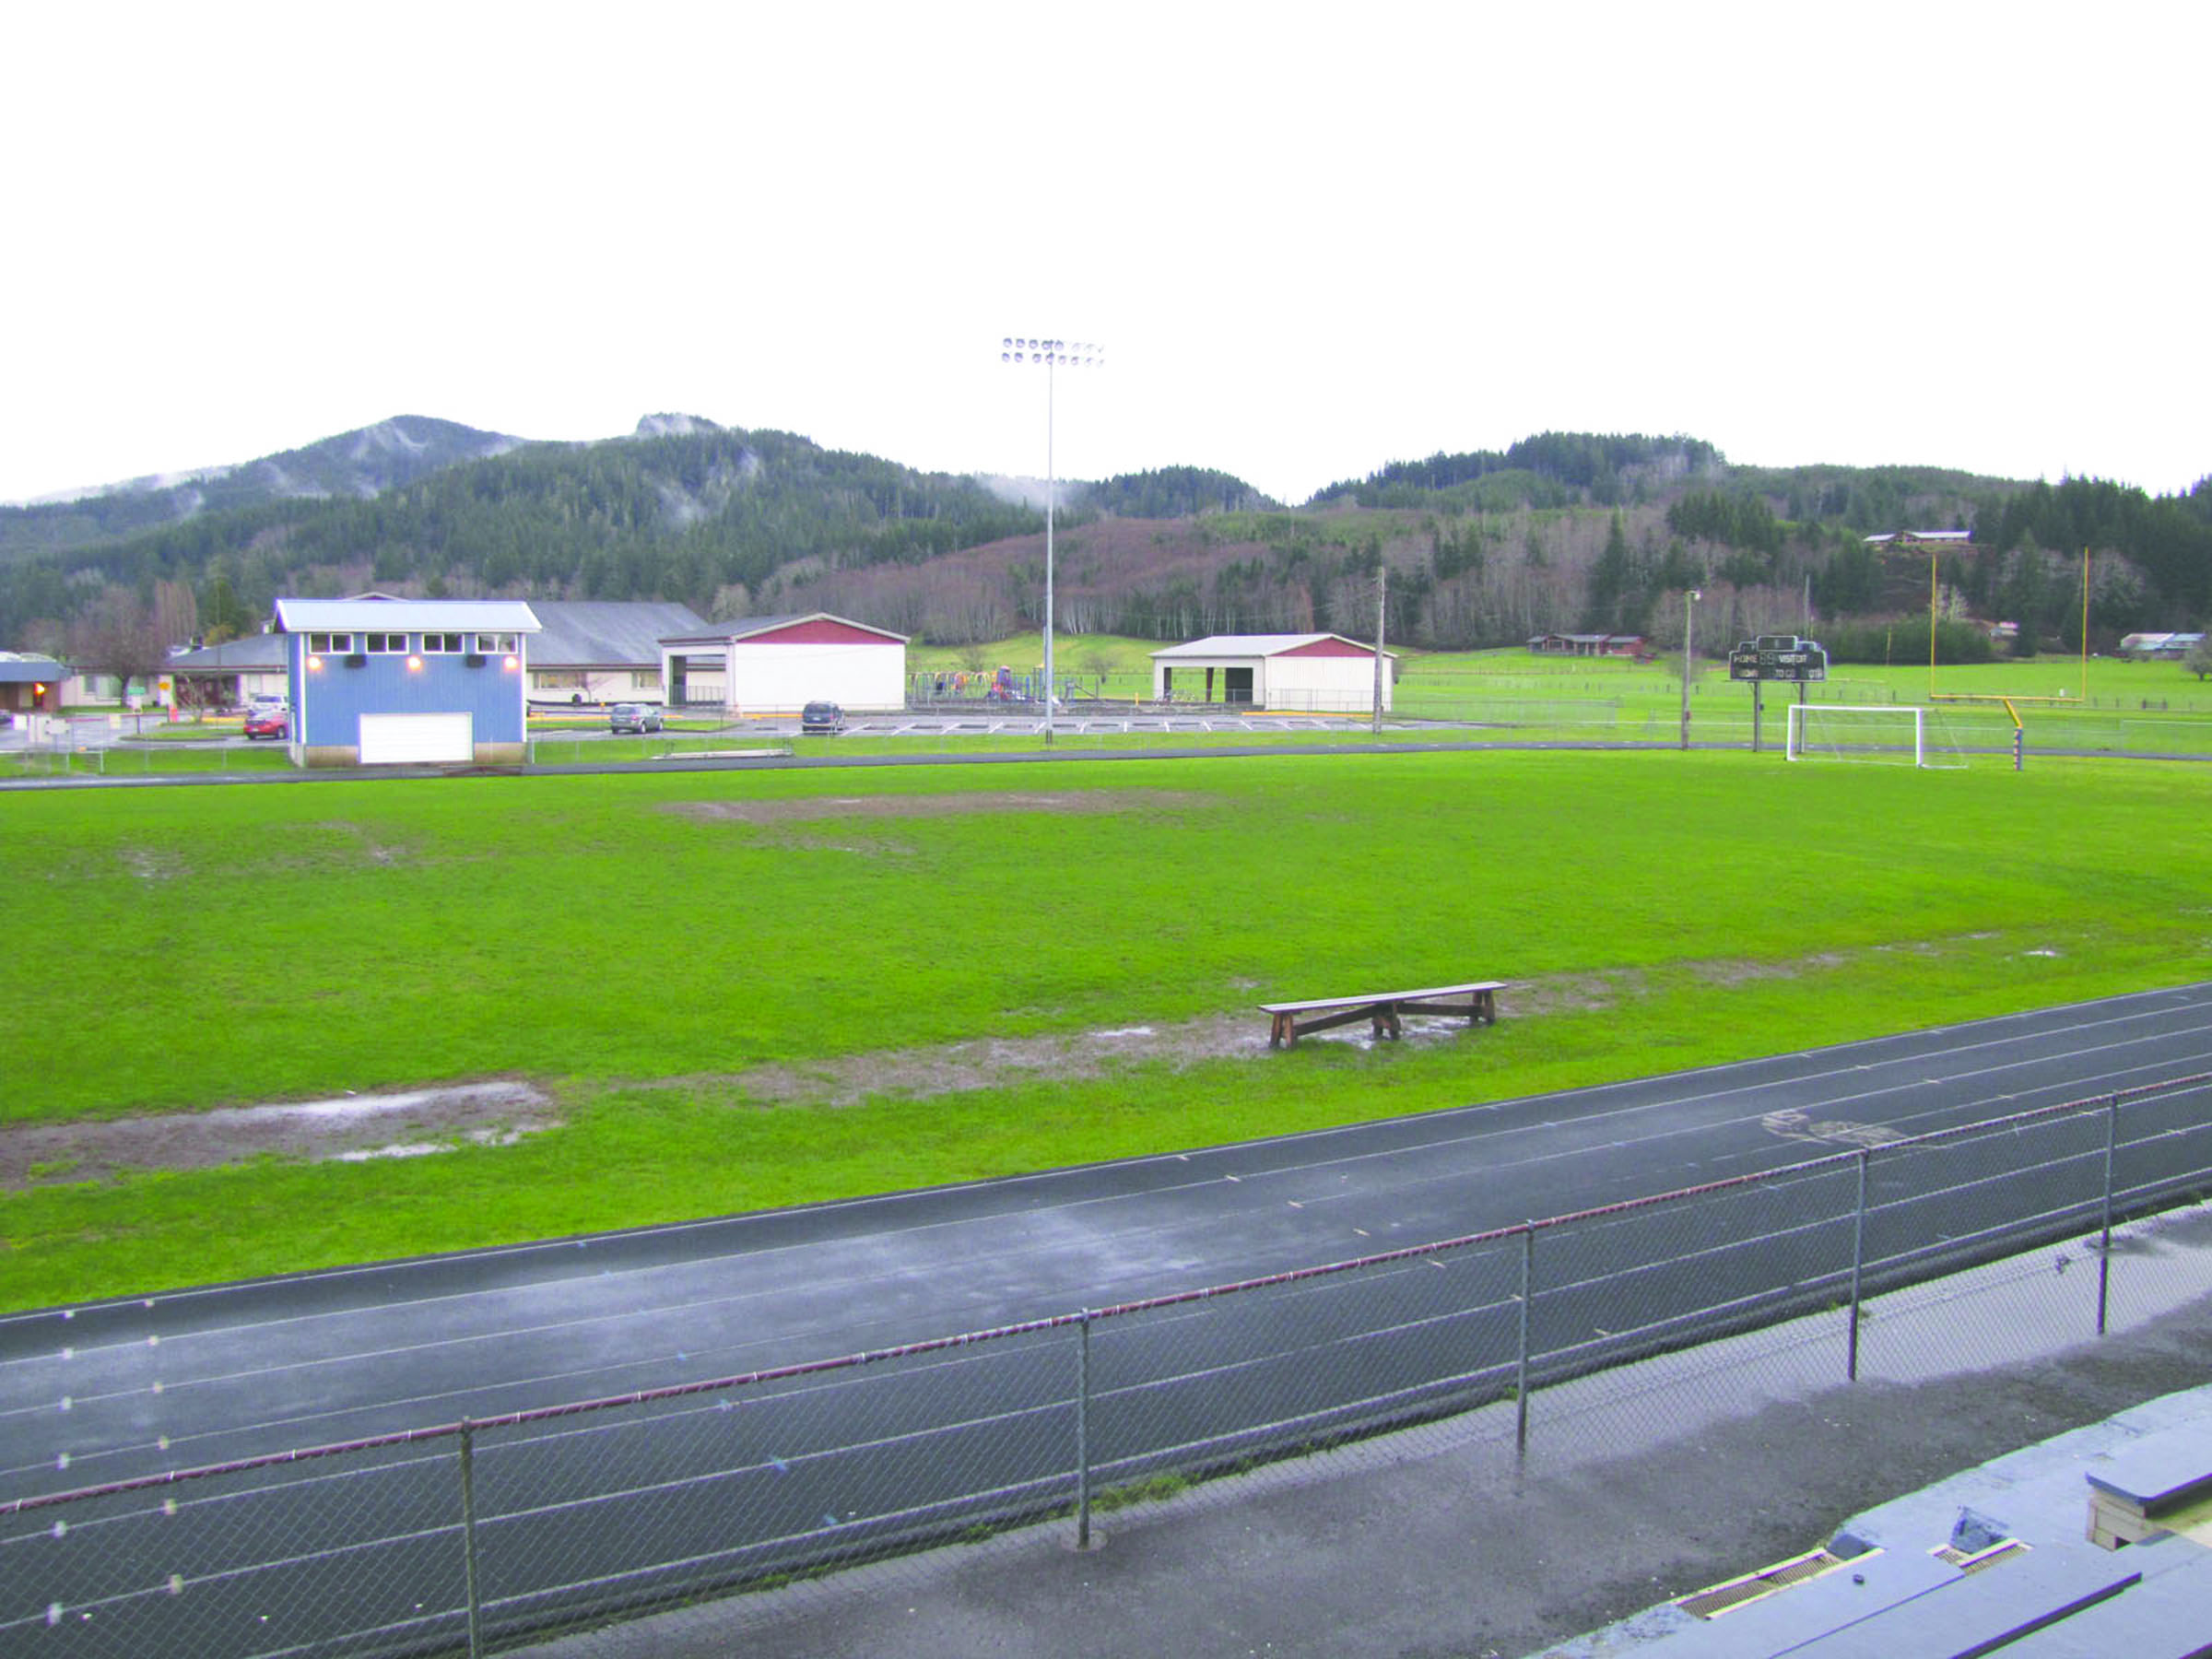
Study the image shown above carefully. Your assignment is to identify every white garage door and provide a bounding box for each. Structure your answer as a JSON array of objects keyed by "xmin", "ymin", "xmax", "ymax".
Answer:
[{"xmin": 358, "ymin": 712, "xmax": 473, "ymax": 765}]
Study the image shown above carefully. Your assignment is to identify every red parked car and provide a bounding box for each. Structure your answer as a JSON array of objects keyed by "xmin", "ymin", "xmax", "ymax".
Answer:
[{"xmin": 243, "ymin": 710, "xmax": 289, "ymax": 740}]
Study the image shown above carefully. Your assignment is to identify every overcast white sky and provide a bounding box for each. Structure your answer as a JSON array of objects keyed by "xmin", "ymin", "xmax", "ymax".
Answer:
[{"xmin": 4, "ymin": 2, "xmax": 2205, "ymax": 509}]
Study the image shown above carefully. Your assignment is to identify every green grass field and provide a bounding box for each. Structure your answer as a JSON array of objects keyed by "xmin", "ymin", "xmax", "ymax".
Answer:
[{"xmin": 4, "ymin": 747, "xmax": 2209, "ymax": 1312}]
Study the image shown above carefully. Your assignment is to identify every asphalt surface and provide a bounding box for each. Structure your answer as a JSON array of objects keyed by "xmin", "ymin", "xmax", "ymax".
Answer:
[
  {"xmin": 7, "ymin": 984, "xmax": 2210, "ymax": 1498},
  {"xmin": 561, "ymin": 1237, "xmax": 2212, "ymax": 1659},
  {"xmin": 4, "ymin": 984, "xmax": 2209, "ymax": 1655}
]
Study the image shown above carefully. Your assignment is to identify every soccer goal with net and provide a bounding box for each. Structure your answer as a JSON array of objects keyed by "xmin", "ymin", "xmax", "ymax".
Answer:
[{"xmin": 1785, "ymin": 704, "xmax": 1967, "ymax": 768}]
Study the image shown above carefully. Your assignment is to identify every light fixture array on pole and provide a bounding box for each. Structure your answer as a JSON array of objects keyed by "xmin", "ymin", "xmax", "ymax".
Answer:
[{"xmin": 1000, "ymin": 336, "xmax": 1105, "ymax": 746}]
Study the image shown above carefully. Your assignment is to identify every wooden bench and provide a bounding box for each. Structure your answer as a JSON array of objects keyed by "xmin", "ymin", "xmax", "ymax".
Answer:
[{"xmin": 1261, "ymin": 982, "xmax": 1505, "ymax": 1049}]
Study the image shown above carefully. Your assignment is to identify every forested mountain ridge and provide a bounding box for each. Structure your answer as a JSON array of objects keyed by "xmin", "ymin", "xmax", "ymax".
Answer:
[
  {"xmin": 3, "ymin": 413, "xmax": 2204, "ymax": 664},
  {"xmin": 0, "ymin": 416, "xmax": 525, "ymax": 561}
]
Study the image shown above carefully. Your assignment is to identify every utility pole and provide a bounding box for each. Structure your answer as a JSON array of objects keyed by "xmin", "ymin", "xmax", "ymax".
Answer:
[
  {"xmin": 1679, "ymin": 588, "xmax": 1701, "ymax": 750},
  {"xmin": 1372, "ymin": 563, "xmax": 1387, "ymax": 737}
]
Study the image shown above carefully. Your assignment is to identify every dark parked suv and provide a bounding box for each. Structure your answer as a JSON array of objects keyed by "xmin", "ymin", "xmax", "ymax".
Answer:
[
  {"xmin": 608, "ymin": 703, "xmax": 664, "ymax": 734},
  {"xmin": 801, "ymin": 700, "xmax": 846, "ymax": 735}
]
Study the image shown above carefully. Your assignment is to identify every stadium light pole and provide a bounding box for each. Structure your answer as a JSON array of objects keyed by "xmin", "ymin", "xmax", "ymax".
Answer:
[
  {"xmin": 1001, "ymin": 336, "xmax": 1104, "ymax": 746},
  {"xmin": 1679, "ymin": 588, "xmax": 1701, "ymax": 750}
]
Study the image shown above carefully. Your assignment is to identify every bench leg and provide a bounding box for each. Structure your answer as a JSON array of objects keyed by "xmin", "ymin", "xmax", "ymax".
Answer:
[
  {"xmin": 1270, "ymin": 1013, "xmax": 1294, "ymax": 1049},
  {"xmin": 1371, "ymin": 1005, "xmax": 1402, "ymax": 1041},
  {"xmin": 1474, "ymin": 988, "xmax": 1495, "ymax": 1025}
]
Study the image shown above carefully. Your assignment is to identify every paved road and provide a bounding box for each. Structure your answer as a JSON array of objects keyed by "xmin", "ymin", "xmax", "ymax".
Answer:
[{"xmin": 3, "ymin": 985, "xmax": 2209, "ymax": 1654}]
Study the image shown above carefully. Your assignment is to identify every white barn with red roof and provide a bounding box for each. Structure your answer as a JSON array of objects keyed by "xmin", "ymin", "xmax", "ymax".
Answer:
[
  {"xmin": 658, "ymin": 612, "xmax": 909, "ymax": 713},
  {"xmin": 1149, "ymin": 633, "xmax": 1394, "ymax": 713}
]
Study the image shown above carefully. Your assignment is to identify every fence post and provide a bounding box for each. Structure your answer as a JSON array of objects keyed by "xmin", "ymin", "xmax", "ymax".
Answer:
[
  {"xmin": 2098, "ymin": 1096, "xmax": 2119, "ymax": 1336},
  {"xmin": 1847, "ymin": 1150, "xmax": 1869, "ymax": 1382},
  {"xmin": 1516, "ymin": 1224, "xmax": 1535, "ymax": 1459},
  {"xmin": 460, "ymin": 1421, "xmax": 482, "ymax": 1659},
  {"xmin": 1075, "ymin": 1311, "xmax": 1095, "ymax": 1550}
]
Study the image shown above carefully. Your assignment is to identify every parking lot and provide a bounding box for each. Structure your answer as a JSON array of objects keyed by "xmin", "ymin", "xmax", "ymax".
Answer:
[{"xmin": 753, "ymin": 708, "xmax": 1384, "ymax": 737}]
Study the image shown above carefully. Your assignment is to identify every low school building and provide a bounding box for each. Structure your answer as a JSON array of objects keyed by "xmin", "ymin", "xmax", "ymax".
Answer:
[
  {"xmin": 275, "ymin": 596, "xmax": 542, "ymax": 766},
  {"xmin": 525, "ymin": 600, "xmax": 706, "ymax": 705},
  {"xmin": 1149, "ymin": 633, "xmax": 1394, "ymax": 712}
]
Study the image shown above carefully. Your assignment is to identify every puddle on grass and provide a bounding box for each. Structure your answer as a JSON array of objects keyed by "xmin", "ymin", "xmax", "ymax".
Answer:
[{"xmin": 2, "ymin": 1081, "xmax": 556, "ymax": 1187}]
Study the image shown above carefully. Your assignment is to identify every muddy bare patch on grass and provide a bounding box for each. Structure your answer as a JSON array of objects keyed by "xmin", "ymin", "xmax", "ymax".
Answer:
[
  {"xmin": 0, "ymin": 934, "xmax": 2041, "ymax": 1182},
  {"xmin": 728, "ymin": 1015, "xmax": 1278, "ymax": 1106},
  {"xmin": 1509, "ymin": 972, "xmax": 1630, "ymax": 1016},
  {"xmin": 724, "ymin": 998, "xmax": 1526, "ymax": 1107},
  {"xmin": 118, "ymin": 846, "xmax": 189, "ymax": 884},
  {"xmin": 1, "ymin": 1081, "xmax": 555, "ymax": 1189},
  {"xmin": 663, "ymin": 789, "xmax": 1206, "ymax": 827},
  {"xmin": 312, "ymin": 819, "xmax": 412, "ymax": 865}
]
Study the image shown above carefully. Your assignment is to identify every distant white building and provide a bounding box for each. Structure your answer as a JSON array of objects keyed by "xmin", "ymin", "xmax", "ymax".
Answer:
[
  {"xmin": 658, "ymin": 613, "xmax": 909, "ymax": 712},
  {"xmin": 1150, "ymin": 634, "xmax": 1394, "ymax": 712},
  {"xmin": 2117, "ymin": 631, "xmax": 2206, "ymax": 660},
  {"xmin": 1862, "ymin": 530, "xmax": 1974, "ymax": 547}
]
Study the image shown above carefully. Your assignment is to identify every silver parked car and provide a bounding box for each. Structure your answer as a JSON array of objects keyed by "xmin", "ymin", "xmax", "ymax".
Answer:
[{"xmin": 608, "ymin": 703, "xmax": 665, "ymax": 734}]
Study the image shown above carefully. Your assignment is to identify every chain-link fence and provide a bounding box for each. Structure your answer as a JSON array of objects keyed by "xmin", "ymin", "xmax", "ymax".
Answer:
[{"xmin": 6, "ymin": 1073, "xmax": 2208, "ymax": 1657}]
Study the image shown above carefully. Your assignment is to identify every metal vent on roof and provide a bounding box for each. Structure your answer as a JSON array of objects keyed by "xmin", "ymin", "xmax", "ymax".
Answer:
[
  {"xmin": 1674, "ymin": 1546, "xmax": 1858, "ymax": 1619},
  {"xmin": 1931, "ymin": 1538, "xmax": 2030, "ymax": 1573}
]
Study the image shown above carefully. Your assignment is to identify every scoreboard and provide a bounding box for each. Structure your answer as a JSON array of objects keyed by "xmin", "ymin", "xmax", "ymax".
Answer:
[{"xmin": 1727, "ymin": 634, "xmax": 1828, "ymax": 683}]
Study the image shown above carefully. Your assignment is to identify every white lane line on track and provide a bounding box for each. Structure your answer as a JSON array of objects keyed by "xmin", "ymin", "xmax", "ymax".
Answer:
[
  {"xmin": 9, "ymin": 985, "xmax": 2205, "ymax": 1340},
  {"xmin": 17, "ymin": 1070, "xmax": 2212, "ymax": 1486},
  {"xmin": 7, "ymin": 997, "xmax": 2209, "ymax": 1408},
  {"xmin": 12, "ymin": 1018, "xmax": 2210, "ymax": 1400}
]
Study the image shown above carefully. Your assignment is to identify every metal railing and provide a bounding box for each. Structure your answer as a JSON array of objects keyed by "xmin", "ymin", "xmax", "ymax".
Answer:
[{"xmin": 5, "ymin": 1072, "xmax": 2208, "ymax": 1656}]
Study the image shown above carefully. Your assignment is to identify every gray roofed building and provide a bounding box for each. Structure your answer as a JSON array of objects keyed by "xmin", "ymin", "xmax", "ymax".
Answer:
[
  {"xmin": 524, "ymin": 600, "xmax": 709, "ymax": 705},
  {"xmin": 529, "ymin": 601, "xmax": 707, "ymax": 669},
  {"xmin": 165, "ymin": 632, "xmax": 296, "ymax": 710},
  {"xmin": 0, "ymin": 653, "xmax": 68, "ymax": 712},
  {"xmin": 0, "ymin": 652, "xmax": 69, "ymax": 682},
  {"xmin": 170, "ymin": 634, "xmax": 289, "ymax": 672}
]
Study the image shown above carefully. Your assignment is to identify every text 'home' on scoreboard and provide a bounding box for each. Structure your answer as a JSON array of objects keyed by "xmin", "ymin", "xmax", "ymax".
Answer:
[{"xmin": 1727, "ymin": 635, "xmax": 1829, "ymax": 682}]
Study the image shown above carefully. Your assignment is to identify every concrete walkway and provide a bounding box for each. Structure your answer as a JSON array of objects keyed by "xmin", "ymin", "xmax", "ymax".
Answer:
[{"xmin": 518, "ymin": 1208, "xmax": 2212, "ymax": 1659}]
